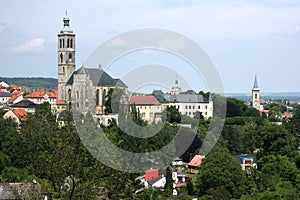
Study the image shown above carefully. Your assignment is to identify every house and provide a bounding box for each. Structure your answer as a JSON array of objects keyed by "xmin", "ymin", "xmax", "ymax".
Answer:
[
  {"xmin": 3, "ymin": 109, "xmax": 27, "ymax": 125},
  {"xmin": 143, "ymin": 168, "xmax": 166, "ymax": 189},
  {"xmin": 10, "ymin": 100, "xmax": 37, "ymax": 114},
  {"xmin": 188, "ymin": 155, "xmax": 205, "ymax": 174},
  {"xmin": 24, "ymin": 88, "xmax": 66, "ymax": 114},
  {"xmin": 234, "ymin": 154, "xmax": 257, "ymax": 171},
  {"xmin": 8, "ymin": 94, "xmax": 23, "ymax": 105},
  {"xmin": 129, "ymin": 95, "xmax": 162, "ymax": 124},
  {"xmin": 0, "ymin": 92, "xmax": 13, "ymax": 104},
  {"xmin": 0, "ymin": 81, "xmax": 9, "ymax": 89},
  {"xmin": 152, "ymin": 89, "xmax": 213, "ymax": 120}
]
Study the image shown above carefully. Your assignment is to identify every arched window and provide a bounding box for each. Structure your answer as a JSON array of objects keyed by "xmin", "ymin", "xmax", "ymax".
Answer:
[
  {"xmin": 68, "ymin": 89, "xmax": 71, "ymax": 101},
  {"xmin": 255, "ymin": 94, "xmax": 258, "ymax": 99},
  {"xmin": 70, "ymin": 39, "xmax": 73, "ymax": 48},
  {"xmin": 102, "ymin": 89, "xmax": 106, "ymax": 106},
  {"xmin": 63, "ymin": 67, "xmax": 65, "ymax": 74},
  {"xmin": 67, "ymin": 39, "xmax": 70, "ymax": 48},
  {"xmin": 62, "ymin": 39, "xmax": 65, "ymax": 48},
  {"xmin": 59, "ymin": 39, "xmax": 62, "ymax": 48},
  {"xmin": 60, "ymin": 53, "xmax": 63, "ymax": 63},
  {"xmin": 96, "ymin": 89, "xmax": 100, "ymax": 106}
]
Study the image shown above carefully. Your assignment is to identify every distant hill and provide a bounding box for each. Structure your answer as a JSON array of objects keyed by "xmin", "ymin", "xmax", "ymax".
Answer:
[{"xmin": 0, "ymin": 77, "xmax": 58, "ymax": 91}]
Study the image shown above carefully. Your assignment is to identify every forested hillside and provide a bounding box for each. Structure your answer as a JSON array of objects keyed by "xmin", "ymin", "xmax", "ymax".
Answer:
[{"xmin": 0, "ymin": 77, "xmax": 57, "ymax": 91}]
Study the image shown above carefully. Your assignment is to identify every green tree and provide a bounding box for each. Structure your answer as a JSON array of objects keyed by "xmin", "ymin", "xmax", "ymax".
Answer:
[
  {"xmin": 196, "ymin": 145, "xmax": 246, "ymax": 199},
  {"xmin": 165, "ymin": 166, "xmax": 173, "ymax": 190},
  {"xmin": 258, "ymin": 125, "xmax": 298, "ymax": 158},
  {"xmin": 165, "ymin": 106, "xmax": 181, "ymax": 124}
]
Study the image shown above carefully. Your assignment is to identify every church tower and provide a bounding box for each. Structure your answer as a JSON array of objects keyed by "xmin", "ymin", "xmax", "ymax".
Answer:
[
  {"xmin": 252, "ymin": 75, "xmax": 260, "ymax": 110},
  {"xmin": 57, "ymin": 12, "xmax": 76, "ymax": 101}
]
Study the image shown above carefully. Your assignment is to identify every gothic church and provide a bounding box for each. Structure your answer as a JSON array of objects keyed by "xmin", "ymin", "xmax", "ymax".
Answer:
[{"xmin": 57, "ymin": 14, "xmax": 127, "ymax": 114}]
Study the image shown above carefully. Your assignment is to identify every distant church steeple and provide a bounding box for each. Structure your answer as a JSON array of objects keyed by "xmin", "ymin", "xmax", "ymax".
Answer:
[
  {"xmin": 57, "ymin": 11, "xmax": 76, "ymax": 101},
  {"xmin": 252, "ymin": 75, "xmax": 260, "ymax": 110}
]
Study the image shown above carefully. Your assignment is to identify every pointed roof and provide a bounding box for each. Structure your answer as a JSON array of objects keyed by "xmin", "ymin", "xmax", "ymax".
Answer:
[
  {"xmin": 59, "ymin": 11, "xmax": 75, "ymax": 35},
  {"xmin": 76, "ymin": 65, "xmax": 88, "ymax": 74},
  {"xmin": 252, "ymin": 75, "xmax": 259, "ymax": 90},
  {"xmin": 67, "ymin": 67, "xmax": 127, "ymax": 88}
]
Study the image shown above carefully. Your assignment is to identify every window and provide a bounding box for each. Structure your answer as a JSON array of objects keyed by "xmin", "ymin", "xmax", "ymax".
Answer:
[
  {"xmin": 67, "ymin": 39, "xmax": 70, "ymax": 48},
  {"xmin": 255, "ymin": 94, "xmax": 257, "ymax": 99},
  {"xmin": 205, "ymin": 112, "xmax": 207, "ymax": 115},
  {"xmin": 63, "ymin": 67, "xmax": 65, "ymax": 74},
  {"xmin": 68, "ymin": 89, "xmax": 71, "ymax": 101},
  {"xmin": 76, "ymin": 103, "xmax": 79, "ymax": 108},
  {"xmin": 96, "ymin": 89, "xmax": 100, "ymax": 106},
  {"xmin": 189, "ymin": 105, "xmax": 191, "ymax": 109},
  {"xmin": 76, "ymin": 91, "xmax": 79, "ymax": 99},
  {"xmin": 60, "ymin": 53, "xmax": 63, "ymax": 63},
  {"xmin": 205, "ymin": 105, "xmax": 208, "ymax": 110},
  {"xmin": 59, "ymin": 39, "xmax": 62, "ymax": 48},
  {"xmin": 70, "ymin": 39, "xmax": 73, "ymax": 48},
  {"xmin": 102, "ymin": 89, "xmax": 106, "ymax": 105},
  {"xmin": 189, "ymin": 112, "xmax": 191, "ymax": 115},
  {"xmin": 68, "ymin": 53, "xmax": 72, "ymax": 59},
  {"xmin": 62, "ymin": 39, "xmax": 65, "ymax": 48},
  {"xmin": 185, "ymin": 105, "xmax": 187, "ymax": 109},
  {"xmin": 193, "ymin": 105, "xmax": 195, "ymax": 109},
  {"xmin": 198, "ymin": 105, "xmax": 200, "ymax": 109},
  {"xmin": 177, "ymin": 105, "xmax": 180, "ymax": 109}
]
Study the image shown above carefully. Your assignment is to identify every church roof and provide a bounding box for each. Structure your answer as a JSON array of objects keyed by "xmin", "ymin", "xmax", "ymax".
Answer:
[
  {"xmin": 253, "ymin": 75, "xmax": 259, "ymax": 89},
  {"xmin": 67, "ymin": 67, "xmax": 127, "ymax": 88}
]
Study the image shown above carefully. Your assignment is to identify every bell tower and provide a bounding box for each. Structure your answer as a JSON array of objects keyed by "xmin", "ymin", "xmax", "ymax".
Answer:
[
  {"xmin": 252, "ymin": 75, "xmax": 260, "ymax": 110},
  {"xmin": 57, "ymin": 11, "xmax": 75, "ymax": 101}
]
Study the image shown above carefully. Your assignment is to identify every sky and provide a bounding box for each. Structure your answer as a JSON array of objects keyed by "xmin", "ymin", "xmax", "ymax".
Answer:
[{"xmin": 0, "ymin": 0, "xmax": 300, "ymax": 93}]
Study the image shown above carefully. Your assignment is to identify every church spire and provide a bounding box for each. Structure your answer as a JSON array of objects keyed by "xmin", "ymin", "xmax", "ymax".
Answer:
[
  {"xmin": 253, "ymin": 75, "xmax": 259, "ymax": 90},
  {"xmin": 60, "ymin": 10, "xmax": 74, "ymax": 34}
]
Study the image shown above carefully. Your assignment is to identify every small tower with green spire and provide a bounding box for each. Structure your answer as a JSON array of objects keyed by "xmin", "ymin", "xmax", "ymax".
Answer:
[{"xmin": 252, "ymin": 75, "xmax": 260, "ymax": 110}]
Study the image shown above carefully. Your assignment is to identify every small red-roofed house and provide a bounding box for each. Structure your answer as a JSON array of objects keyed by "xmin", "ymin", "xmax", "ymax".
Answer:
[
  {"xmin": 24, "ymin": 88, "xmax": 66, "ymax": 113},
  {"xmin": 188, "ymin": 155, "xmax": 205, "ymax": 174},
  {"xmin": 8, "ymin": 94, "xmax": 23, "ymax": 105},
  {"xmin": 129, "ymin": 95, "xmax": 162, "ymax": 124},
  {"xmin": 143, "ymin": 168, "xmax": 166, "ymax": 189},
  {"xmin": 3, "ymin": 108, "xmax": 27, "ymax": 125}
]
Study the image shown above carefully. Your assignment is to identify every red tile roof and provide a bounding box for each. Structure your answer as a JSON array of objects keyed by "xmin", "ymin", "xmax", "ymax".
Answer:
[
  {"xmin": 25, "ymin": 88, "xmax": 57, "ymax": 98},
  {"xmin": 56, "ymin": 99, "xmax": 66, "ymax": 105},
  {"xmin": 8, "ymin": 94, "xmax": 22, "ymax": 104},
  {"xmin": 188, "ymin": 155, "xmax": 205, "ymax": 167},
  {"xmin": 144, "ymin": 169, "xmax": 159, "ymax": 181},
  {"xmin": 12, "ymin": 109, "xmax": 27, "ymax": 121},
  {"xmin": 129, "ymin": 95, "xmax": 160, "ymax": 105}
]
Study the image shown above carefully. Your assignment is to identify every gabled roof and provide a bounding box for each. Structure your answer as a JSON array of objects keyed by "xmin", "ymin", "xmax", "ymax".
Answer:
[
  {"xmin": 8, "ymin": 94, "xmax": 22, "ymax": 104},
  {"xmin": 67, "ymin": 67, "xmax": 127, "ymax": 88},
  {"xmin": 144, "ymin": 168, "xmax": 165, "ymax": 181},
  {"xmin": 10, "ymin": 100, "xmax": 37, "ymax": 108},
  {"xmin": 25, "ymin": 88, "xmax": 57, "ymax": 98},
  {"xmin": 129, "ymin": 95, "xmax": 160, "ymax": 105},
  {"xmin": 188, "ymin": 155, "xmax": 205, "ymax": 167},
  {"xmin": 0, "ymin": 92, "xmax": 13, "ymax": 98},
  {"xmin": 12, "ymin": 109, "xmax": 27, "ymax": 120},
  {"xmin": 152, "ymin": 90, "xmax": 206, "ymax": 103}
]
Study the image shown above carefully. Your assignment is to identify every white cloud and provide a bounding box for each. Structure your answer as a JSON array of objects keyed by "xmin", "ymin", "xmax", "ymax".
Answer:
[
  {"xmin": 105, "ymin": 38, "xmax": 127, "ymax": 48},
  {"xmin": 12, "ymin": 38, "xmax": 45, "ymax": 53},
  {"xmin": 157, "ymin": 37, "xmax": 186, "ymax": 52}
]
